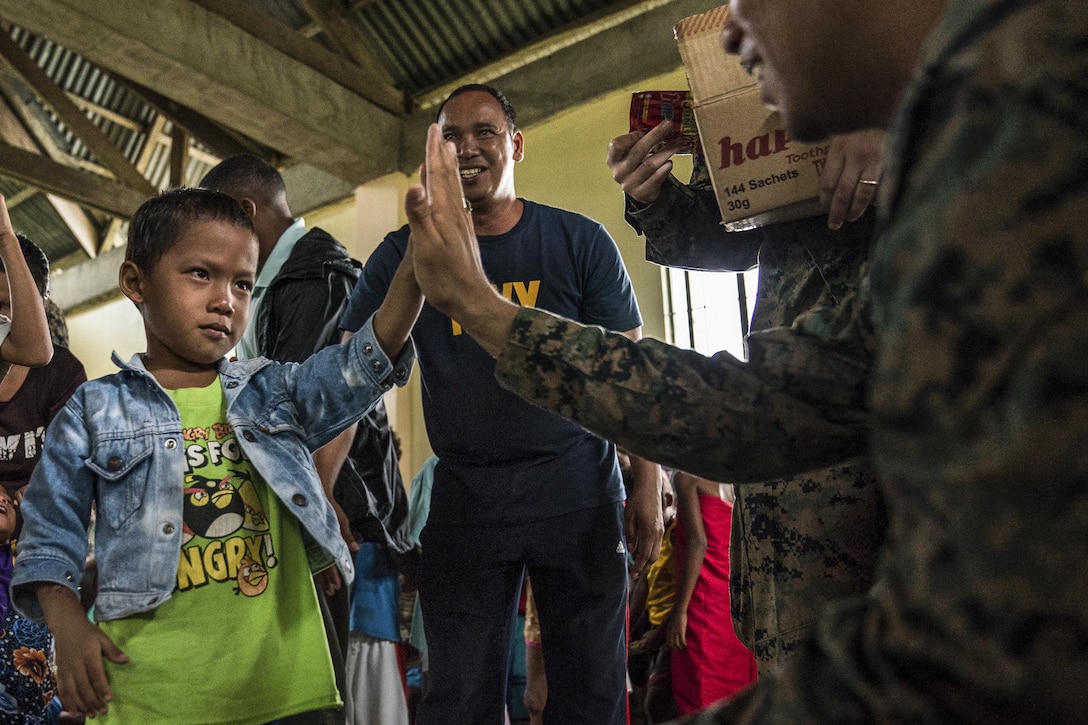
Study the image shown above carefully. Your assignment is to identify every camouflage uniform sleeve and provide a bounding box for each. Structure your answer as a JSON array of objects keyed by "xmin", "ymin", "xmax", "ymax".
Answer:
[
  {"xmin": 493, "ymin": 304, "xmax": 870, "ymax": 484},
  {"xmin": 627, "ymin": 155, "xmax": 763, "ymax": 272}
]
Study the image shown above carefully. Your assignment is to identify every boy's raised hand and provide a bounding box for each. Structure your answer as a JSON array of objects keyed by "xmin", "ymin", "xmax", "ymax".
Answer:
[{"xmin": 37, "ymin": 584, "xmax": 129, "ymax": 718}]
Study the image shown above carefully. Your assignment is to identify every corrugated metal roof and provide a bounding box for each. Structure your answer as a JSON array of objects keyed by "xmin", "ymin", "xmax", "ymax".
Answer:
[
  {"xmin": 250, "ymin": 0, "xmax": 625, "ymax": 95},
  {"xmin": 10, "ymin": 27, "xmax": 150, "ymax": 175},
  {"xmin": 0, "ymin": 178, "xmax": 82, "ymax": 263},
  {"xmin": 351, "ymin": 0, "xmax": 620, "ymax": 94},
  {"xmin": 0, "ymin": 0, "xmax": 673, "ymax": 273}
]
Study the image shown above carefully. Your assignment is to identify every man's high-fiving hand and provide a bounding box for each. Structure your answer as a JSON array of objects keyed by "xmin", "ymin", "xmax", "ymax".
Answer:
[{"xmin": 406, "ymin": 124, "xmax": 517, "ymax": 357}]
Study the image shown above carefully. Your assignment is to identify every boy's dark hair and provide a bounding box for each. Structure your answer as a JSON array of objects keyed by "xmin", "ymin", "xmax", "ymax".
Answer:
[
  {"xmin": 0, "ymin": 233, "xmax": 50, "ymax": 298},
  {"xmin": 125, "ymin": 188, "xmax": 254, "ymax": 272},
  {"xmin": 436, "ymin": 84, "xmax": 518, "ymax": 130},
  {"xmin": 199, "ymin": 153, "xmax": 286, "ymax": 203}
]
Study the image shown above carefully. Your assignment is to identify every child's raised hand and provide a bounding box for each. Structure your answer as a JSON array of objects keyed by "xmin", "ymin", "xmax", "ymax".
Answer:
[
  {"xmin": 0, "ymin": 193, "xmax": 54, "ymax": 366},
  {"xmin": 0, "ymin": 194, "xmax": 16, "ymax": 247}
]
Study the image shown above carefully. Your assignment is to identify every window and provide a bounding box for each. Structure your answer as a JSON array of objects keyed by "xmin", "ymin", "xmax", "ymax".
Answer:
[{"xmin": 664, "ymin": 266, "xmax": 759, "ymax": 361}]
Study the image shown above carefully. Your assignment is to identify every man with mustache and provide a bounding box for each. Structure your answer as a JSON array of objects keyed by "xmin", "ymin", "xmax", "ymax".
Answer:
[{"xmin": 340, "ymin": 84, "xmax": 663, "ymax": 725}]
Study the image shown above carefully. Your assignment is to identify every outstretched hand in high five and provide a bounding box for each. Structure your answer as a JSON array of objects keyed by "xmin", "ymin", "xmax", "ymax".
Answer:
[{"xmin": 406, "ymin": 124, "xmax": 517, "ymax": 357}]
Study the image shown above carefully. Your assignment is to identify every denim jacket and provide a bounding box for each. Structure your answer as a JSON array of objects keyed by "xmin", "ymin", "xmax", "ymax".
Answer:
[{"xmin": 11, "ymin": 316, "xmax": 414, "ymax": 622}]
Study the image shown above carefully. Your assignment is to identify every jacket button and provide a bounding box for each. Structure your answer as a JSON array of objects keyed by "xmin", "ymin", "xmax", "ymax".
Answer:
[
  {"xmin": 395, "ymin": 368, "xmax": 407, "ymax": 380},
  {"xmin": 165, "ymin": 439, "xmax": 177, "ymax": 449},
  {"xmin": 163, "ymin": 523, "xmax": 176, "ymax": 535},
  {"xmin": 243, "ymin": 431, "xmax": 256, "ymax": 442},
  {"xmin": 371, "ymin": 360, "xmax": 384, "ymax": 372},
  {"xmin": 106, "ymin": 456, "xmax": 123, "ymax": 472},
  {"xmin": 291, "ymin": 494, "xmax": 307, "ymax": 506},
  {"xmin": 363, "ymin": 343, "xmax": 373, "ymax": 353},
  {"xmin": 225, "ymin": 381, "xmax": 238, "ymax": 389}
]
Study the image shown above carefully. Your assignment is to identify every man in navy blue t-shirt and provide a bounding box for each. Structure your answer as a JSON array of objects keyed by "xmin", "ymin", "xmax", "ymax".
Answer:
[{"xmin": 340, "ymin": 84, "xmax": 663, "ymax": 725}]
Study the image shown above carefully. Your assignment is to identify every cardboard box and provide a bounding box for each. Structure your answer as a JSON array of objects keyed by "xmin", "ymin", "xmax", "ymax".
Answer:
[{"xmin": 674, "ymin": 6, "xmax": 826, "ymax": 228}]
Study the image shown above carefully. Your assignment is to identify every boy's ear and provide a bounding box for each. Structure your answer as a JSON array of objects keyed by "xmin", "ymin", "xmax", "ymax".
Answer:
[{"xmin": 118, "ymin": 260, "xmax": 146, "ymax": 305}]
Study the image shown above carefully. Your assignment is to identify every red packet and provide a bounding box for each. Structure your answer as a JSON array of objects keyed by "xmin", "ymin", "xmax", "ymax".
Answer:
[{"xmin": 629, "ymin": 91, "xmax": 702, "ymax": 154}]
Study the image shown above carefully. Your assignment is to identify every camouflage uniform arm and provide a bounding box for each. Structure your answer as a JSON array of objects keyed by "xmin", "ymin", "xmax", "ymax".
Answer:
[
  {"xmin": 670, "ymin": 3, "xmax": 1088, "ymax": 723},
  {"xmin": 494, "ymin": 306, "xmax": 869, "ymax": 484},
  {"xmin": 627, "ymin": 157, "xmax": 763, "ymax": 272}
]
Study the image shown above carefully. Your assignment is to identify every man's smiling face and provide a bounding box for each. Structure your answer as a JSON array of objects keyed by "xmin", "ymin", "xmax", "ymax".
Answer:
[{"xmin": 438, "ymin": 90, "xmax": 524, "ymax": 213}]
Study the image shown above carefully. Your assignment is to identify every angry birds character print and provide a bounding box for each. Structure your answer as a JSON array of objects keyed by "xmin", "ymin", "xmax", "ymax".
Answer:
[
  {"xmin": 234, "ymin": 556, "xmax": 269, "ymax": 597},
  {"xmin": 183, "ymin": 471, "xmax": 246, "ymax": 540}
]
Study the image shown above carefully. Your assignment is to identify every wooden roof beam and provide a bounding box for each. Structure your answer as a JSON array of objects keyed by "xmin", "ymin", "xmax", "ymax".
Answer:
[
  {"xmin": 0, "ymin": 139, "xmax": 147, "ymax": 218},
  {"xmin": 123, "ymin": 79, "xmax": 274, "ymax": 163},
  {"xmin": 0, "ymin": 0, "xmax": 403, "ymax": 185},
  {"xmin": 0, "ymin": 30, "xmax": 155, "ymax": 195},
  {"xmin": 0, "ymin": 86, "xmax": 101, "ymax": 257},
  {"xmin": 298, "ymin": 0, "xmax": 398, "ymax": 90},
  {"xmin": 190, "ymin": 0, "xmax": 405, "ymax": 115}
]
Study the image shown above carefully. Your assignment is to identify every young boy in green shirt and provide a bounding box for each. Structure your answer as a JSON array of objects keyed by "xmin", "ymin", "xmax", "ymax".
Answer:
[{"xmin": 12, "ymin": 188, "xmax": 421, "ymax": 723}]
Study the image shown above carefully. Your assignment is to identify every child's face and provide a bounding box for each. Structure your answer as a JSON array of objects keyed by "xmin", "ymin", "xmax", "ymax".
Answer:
[
  {"xmin": 130, "ymin": 219, "xmax": 257, "ymax": 376},
  {"xmin": 0, "ymin": 491, "xmax": 16, "ymax": 543}
]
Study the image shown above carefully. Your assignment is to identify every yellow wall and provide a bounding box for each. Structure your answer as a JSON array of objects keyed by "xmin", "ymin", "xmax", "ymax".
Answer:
[
  {"xmin": 64, "ymin": 67, "xmax": 692, "ymax": 480},
  {"xmin": 68, "ymin": 296, "xmax": 146, "ymax": 373}
]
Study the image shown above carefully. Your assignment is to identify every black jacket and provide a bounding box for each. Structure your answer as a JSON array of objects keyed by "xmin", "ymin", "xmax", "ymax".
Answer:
[
  {"xmin": 258, "ymin": 227, "xmax": 412, "ymax": 552},
  {"xmin": 257, "ymin": 227, "xmax": 361, "ymax": 363}
]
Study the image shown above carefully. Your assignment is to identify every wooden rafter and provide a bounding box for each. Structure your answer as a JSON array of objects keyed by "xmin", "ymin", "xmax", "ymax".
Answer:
[
  {"xmin": 65, "ymin": 92, "xmax": 143, "ymax": 132},
  {"xmin": 0, "ymin": 84, "xmax": 99, "ymax": 257},
  {"xmin": 190, "ymin": 0, "xmax": 405, "ymax": 114},
  {"xmin": 298, "ymin": 0, "xmax": 397, "ymax": 89},
  {"xmin": 47, "ymin": 193, "xmax": 99, "ymax": 259},
  {"xmin": 97, "ymin": 113, "xmax": 166, "ymax": 254},
  {"xmin": 169, "ymin": 124, "xmax": 188, "ymax": 188},
  {"xmin": 0, "ymin": 139, "xmax": 147, "ymax": 218},
  {"xmin": 124, "ymin": 78, "xmax": 274, "ymax": 162},
  {"xmin": 3, "ymin": 186, "xmax": 36, "ymax": 208},
  {"xmin": 0, "ymin": 30, "xmax": 155, "ymax": 195}
]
